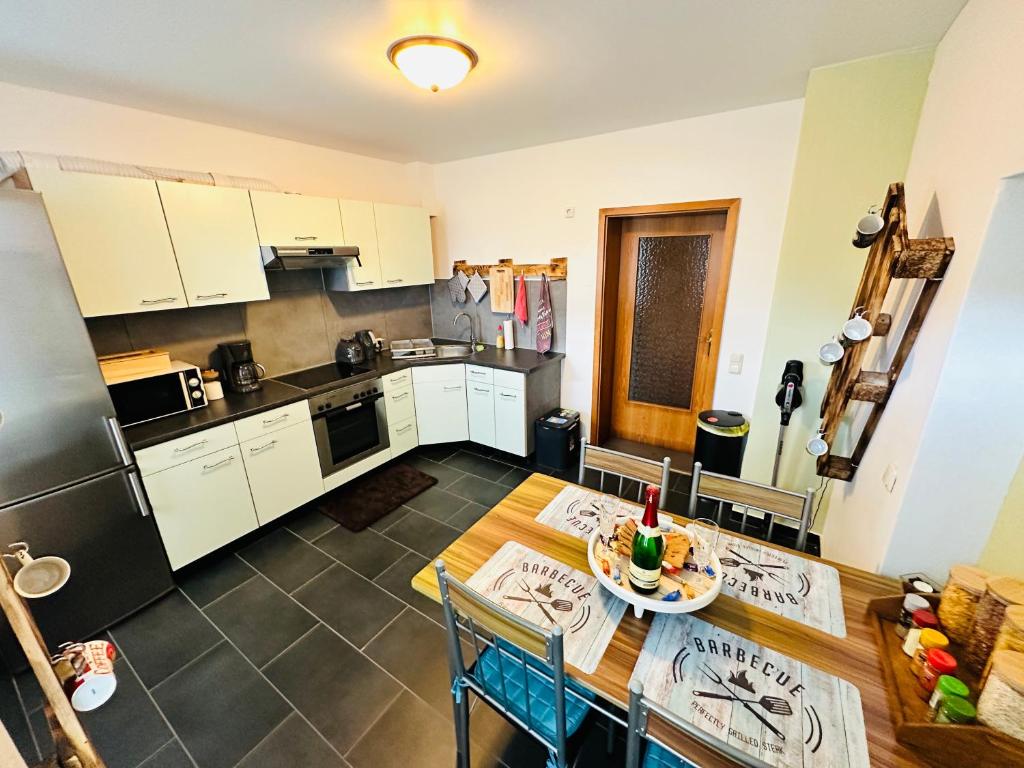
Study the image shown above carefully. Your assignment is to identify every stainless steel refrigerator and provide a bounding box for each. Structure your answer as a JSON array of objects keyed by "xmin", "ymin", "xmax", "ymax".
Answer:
[{"xmin": 0, "ymin": 189, "xmax": 173, "ymax": 670}]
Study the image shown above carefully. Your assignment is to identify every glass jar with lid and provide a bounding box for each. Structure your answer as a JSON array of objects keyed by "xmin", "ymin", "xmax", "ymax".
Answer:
[
  {"xmin": 933, "ymin": 695, "xmax": 977, "ymax": 724},
  {"xmin": 966, "ymin": 576, "xmax": 1024, "ymax": 673},
  {"xmin": 927, "ymin": 675, "xmax": 970, "ymax": 718},
  {"xmin": 911, "ymin": 629, "xmax": 949, "ymax": 676},
  {"xmin": 917, "ymin": 648, "xmax": 957, "ymax": 700},
  {"xmin": 938, "ymin": 564, "xmax": 989, "ymax": 645},
  {"xmin": 977, "ymin": 650, "xmax": 1024, "ymax": 741}
]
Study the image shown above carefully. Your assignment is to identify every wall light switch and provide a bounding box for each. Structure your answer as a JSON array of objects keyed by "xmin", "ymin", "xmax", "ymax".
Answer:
[
  {"xmin": 563, "ymin": 207, "xmax": 575, "ymax": 219},
  {"xmin": 882, "ymin": 464, "xmax": 898, "ymax": 493},
  {"xmin": 728, "ymin": 353, "xmax": 743, "ymax": 374}
]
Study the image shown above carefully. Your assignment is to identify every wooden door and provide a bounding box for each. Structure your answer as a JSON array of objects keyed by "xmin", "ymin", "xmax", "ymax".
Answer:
[{"xmin": 609, "ymin": 211, "xmax": 730, "ymax": 452}]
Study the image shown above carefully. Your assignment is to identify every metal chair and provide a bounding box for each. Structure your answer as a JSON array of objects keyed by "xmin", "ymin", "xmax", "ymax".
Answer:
[
  {"xmin": 686, "ymin": 461, "xmax": 816, "ymax": 552},
  {"xmin": 435, "ymin": 559, "xmax": 600, "ymax": 768},
  {"xmin": 578, "ymin": 437, "xmax": 671, "ymax": 502},
  {"xmin": 625, "ymin": 679, "xmax": 773, "ymax": 768}
]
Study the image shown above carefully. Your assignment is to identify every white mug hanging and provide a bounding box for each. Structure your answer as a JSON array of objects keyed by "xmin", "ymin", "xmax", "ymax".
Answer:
[
  {"xmin": 853, "ymin": 205, "xmax": 884, "ymax": 248},
  {"xmin": 806, "ymin": 430, "xmax": 830, "ymax": 457},
  {"xmin": 843, "ymin": 307, "xmax": 873, "ymax": 342},
  {"xmin": 819, "ymin": 336, "xmax": 845, "ymax": 365}
]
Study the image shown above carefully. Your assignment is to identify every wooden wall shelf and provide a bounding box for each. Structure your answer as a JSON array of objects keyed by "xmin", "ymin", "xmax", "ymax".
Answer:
[
  {"xmin": 817, "ymin": 183, "xmax": 954, "ymax": 481},
  {"xmin": 451, "ymin": 257, "xmax": 567, "ymax": 280}
]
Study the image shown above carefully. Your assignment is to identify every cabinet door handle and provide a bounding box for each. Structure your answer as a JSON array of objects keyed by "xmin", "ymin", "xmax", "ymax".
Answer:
[
  {"xmin": 391, "ymin": 392, "xmax": 409, "ymax": 401},
  {"xmin": 249, "ymin": 440, "xmax": 277, "ymax": 454},
  {"xmin": 386, "ymin": 279, "xmax": 404, "ymax": 284},
  {"xmin": 262, "ymin": 413, "xmax": 290, "ymax": 425},
  {"xmin": 127, "ymin": 470, "xmax": 151, "ymax": 518},
  {"xmin": 355, "ymin": 281, "xmax": 375, "ymax": 286},
  {"xmin": 443, "ymin": 385, "xmax": 463, "ymax": 391},
  {"xmin": 195, "ymin": 292, "xmax": 228, "ymax": 300},
  {"xmin": 294, "ymin": 235, "xmax": 318, "ymax": 241},
  {"xmin": 202, "ymin": 456, "xmax": 235, "ymax": 471},
  {"xmin": 173, "ymin": 439, "xmax": 209, "ymax": 453},
  {"xmin": 390, "ymin": 374, "xmax": 408, "ymax": 384},
  {"xmin": 140, "ymin": 297, "xmax": 177, "ymax": 305},
  {"xmin": 396, "ymin": 424, "xmax": 414, "ymax": 435},
  {"xmin": 468, "ymin": 370, "xmax": 486, "ymax": 377},
  {"xmin": 473, "ymin": 387, "xmax": 489, "ymax": 393},
  {"xmin": 499, "ymin": 392, "xmax": 518, "ymax": 400},
  {"xmin": 105, "ymin": 417, "xmax": 133, "ymax": 467}
]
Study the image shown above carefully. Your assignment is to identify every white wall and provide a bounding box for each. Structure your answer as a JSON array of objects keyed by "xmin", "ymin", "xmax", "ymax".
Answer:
[
  {"xmin": 823, "ymin": 0, "xmax": 1024, "ymax": 574},
  {"xmin": 0, "ymin": 81, "xmax": 424, "ymax": 204},
  {"xmin": 429, "ymin": 101, "xmax": 804, "ymax": 429}
]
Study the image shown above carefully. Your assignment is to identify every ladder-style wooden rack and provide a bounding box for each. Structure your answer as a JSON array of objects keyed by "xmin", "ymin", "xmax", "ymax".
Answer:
[{"xmin": 817, "ymin": 183, "xmax": 954, "ymax": 481}]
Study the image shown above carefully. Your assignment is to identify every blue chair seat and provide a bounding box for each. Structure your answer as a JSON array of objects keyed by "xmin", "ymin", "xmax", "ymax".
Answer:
[
  {"xmin": 643, "ymin": 743, "xmax": 696, "ymax": 768},
  {"xmin": 473, "ymin": 641, "xmax": 593, "ymax": 744}
]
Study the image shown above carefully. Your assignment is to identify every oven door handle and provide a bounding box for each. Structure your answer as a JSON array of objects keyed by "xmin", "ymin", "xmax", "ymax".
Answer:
[{"xmin": 344, "ymin": 402, "xmax": 363, "ymax": 412}]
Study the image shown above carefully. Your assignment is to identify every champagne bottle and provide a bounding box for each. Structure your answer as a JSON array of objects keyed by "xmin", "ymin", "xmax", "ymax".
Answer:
[{"xmin": 628, "ymin": 485, "xmax": 664, "ymax": 594}]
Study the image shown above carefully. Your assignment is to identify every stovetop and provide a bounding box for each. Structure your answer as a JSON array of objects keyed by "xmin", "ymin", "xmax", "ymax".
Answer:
[{"xmin": 273, "ymin": 361, "xmax": 368, "ymax": 391}]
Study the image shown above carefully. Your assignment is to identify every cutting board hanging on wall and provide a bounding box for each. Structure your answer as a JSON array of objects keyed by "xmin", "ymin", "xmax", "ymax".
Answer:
[{"xmin": 489, "ymin": 266, "xmax": 515, "ymax": 313}]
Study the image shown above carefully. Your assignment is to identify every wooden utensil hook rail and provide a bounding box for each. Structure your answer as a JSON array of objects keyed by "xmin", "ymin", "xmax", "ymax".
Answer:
[
  {"xmin": 817, "ymin": 183, "xmax": 954, "ymax": 481},
  {"xmin": 451, "ymin": 257, "xmax": 568, "ymax": 280}
]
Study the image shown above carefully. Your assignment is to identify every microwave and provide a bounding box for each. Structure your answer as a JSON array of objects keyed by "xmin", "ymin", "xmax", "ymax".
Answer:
[{"xmin": 106, "ymin": 361, "xmax": 208, "ymax": 427}]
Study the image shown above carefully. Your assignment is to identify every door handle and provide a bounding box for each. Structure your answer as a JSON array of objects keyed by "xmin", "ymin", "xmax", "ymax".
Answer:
[
  {"xmin": 294, "ymin": 235, "xmax": 318, "ymax": 241},
  {"xmin": 139, "ymin": 297, "xmax": 177, "ymax": 305},
  {"xmin": 391, "ymin": 392, "xmax": 409, "ymax": 401},
  {"xmin": 443, "ymin": 385, "xmax": 463, "ymax": 391},
  {"xmin": 202, "ymin": 456, "xmax": 235, "ymax": 471},
  {"xmin": 127, "ymin": 471, "xmax": 151, "ymax": 517},
  {"xmin": 473, "ymin": 387, "xmax": 489, "ymax": 393},
  {"xmin": 248, "ymin": 440, "xmax": 277, "ymax": 454},
  {"xmin": 499, "ymin": 392, "xmax": 518, "ymax": 400},
  {"xmin": 706, "ymin": 328, "xmax": 714, "ymax": 356},
  {"xmin": 262, "ymin": 413, "xmax": 289, "ymax": 425},
  {"xmin": 396, "ymin": 424, "xmax": 414, "ymax": 434},
  {"xmin": 195, "ymin": 292, "xmax": 228, "ymax": 300},
  {"xmin": 355, "ymin": 281, "xmax": 375, "ymax": 286},
  {"xmin": 386, "ymin": 279, "xmax": 404, "ymax": 284},
  {"xmin": 105, "ymin": 417, "xmax": 134, "ymax": 467},
  {"xmin": 345, "ymin": 402, "xmax": 363, "ymax": 411},
  {"xmin": 173, "ymin": 439, "xmax": 209, "ymax": 453}
]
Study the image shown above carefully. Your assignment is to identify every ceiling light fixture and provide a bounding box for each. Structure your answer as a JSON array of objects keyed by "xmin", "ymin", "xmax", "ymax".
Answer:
[{"xmin": 387, "ymin": 35, "xmax": 478, "ymax": 92}]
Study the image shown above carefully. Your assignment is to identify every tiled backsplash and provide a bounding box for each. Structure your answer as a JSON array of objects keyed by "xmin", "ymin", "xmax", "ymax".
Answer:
[
  {"xmin": 86, "ymin": 271, "xmax": 433, "ymax": 376},
  {"xmin": 428, "ymin": 278, "xmax": 566, "ymax": 353}
]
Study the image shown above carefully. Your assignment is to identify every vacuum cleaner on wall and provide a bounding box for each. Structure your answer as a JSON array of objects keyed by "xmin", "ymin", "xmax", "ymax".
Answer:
[{"xmin": 771, "ymin": 359, "xmax": 804, "ymax": 486}]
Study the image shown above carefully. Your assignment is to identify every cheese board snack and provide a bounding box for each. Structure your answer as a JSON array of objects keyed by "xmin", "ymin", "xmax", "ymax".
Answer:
[
  {"xmin": 965, "ymin": 576, "xmax": 1024, "ymax": 673},
  {"xmin": 937, "ymin": 564, "xmax": 989, "ymax": 644},
  {"xmin": 976, "ymin": 650, "xmax": 1024, "ymax": 741}
]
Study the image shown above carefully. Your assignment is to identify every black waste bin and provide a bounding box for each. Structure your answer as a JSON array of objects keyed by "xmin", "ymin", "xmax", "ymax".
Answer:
[
  {"xmin": 534, "ymin": 408, "xmax": 580, "ymax": 471},
  {"xmin": 694, "ymin": 410, "xmax": 749, "ymax": 477}
]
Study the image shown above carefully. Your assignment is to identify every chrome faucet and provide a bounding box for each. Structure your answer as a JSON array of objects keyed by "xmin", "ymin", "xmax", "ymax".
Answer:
[{"xmin": 453, "ymin": 312, "xmax": 476, "ymax": 347}]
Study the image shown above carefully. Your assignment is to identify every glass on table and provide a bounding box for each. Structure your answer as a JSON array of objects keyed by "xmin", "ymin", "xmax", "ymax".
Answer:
[
  {"xmin": 597, "ymin": 493, "xmax": 619, "ymax": 546},
  {"xmin": 688, "ymin": 517, "xmax": 720, "ymax": 577}
]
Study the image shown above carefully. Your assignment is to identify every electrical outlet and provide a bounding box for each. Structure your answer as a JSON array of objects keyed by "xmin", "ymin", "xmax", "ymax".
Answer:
[
  {"xmin": 563, "ymin": 207, "xmax": 575, "ymax": 219},
  {"xmin": 882, "ymin": 464, "xmax": 898, "ymax": 493},
  {"xmin": 728, "ymin": 353, "xmax": 744, "ymax": 374}
]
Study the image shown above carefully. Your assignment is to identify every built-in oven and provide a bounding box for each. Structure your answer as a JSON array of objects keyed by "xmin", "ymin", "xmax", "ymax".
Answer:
[{"xmin": 308, "ymin": 377, "xmax": 389, "ymax": 477}]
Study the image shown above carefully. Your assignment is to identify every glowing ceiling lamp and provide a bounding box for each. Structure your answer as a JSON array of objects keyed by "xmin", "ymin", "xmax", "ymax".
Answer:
[{"xmin": 387, "ymin": 35, "xmax": 478, "ymax": 92}]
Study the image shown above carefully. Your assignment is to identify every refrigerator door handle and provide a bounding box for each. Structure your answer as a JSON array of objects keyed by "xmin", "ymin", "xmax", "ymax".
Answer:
[
  {"xmin": 106, "ymin": 416, "xmax": 134, "ymax": 467},
  {"xmin": 127, "ymin": 470, "xmax": 152, "ymax": 518}
]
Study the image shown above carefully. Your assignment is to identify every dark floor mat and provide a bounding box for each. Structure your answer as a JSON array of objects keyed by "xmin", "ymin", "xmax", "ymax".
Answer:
[{"xmin": 316, "ymin": 463, "xmax": 437, "ymax": 532}]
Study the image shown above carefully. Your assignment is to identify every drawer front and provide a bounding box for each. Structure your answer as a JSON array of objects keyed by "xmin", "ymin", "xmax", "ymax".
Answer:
[
  {"xmin": 411, "ymin": 363, "xmax": 465, "ymax": 384},
  {"xmin": 494, "ymin": 385, "xmax": 527, "ymax": 456},
  {"xmin": 136, "ymin": 422, "xmax": 239, "ymax": 476},
  {"xmin": 388, "ymin": 417, "xmax": 418, "ymax": 458},
  {"xmin": 382, "ymin": 367, "xmax": 413, "ymax": 392},
  {"xmin": 384, "ymin": 384, "xmax": 416, "ymax": 423},
  {"xmin": 233, "ymin": 400, "xmax": 310, "ymax": 443},
  {"xmin": 465, "ymin": 365, "xmax": 494, "ymax": 385},
  {"xmin": 492, "ymin": 368, "xmax": 526, "ymax": 391},
  {"xmin": 240, "ymin": 421, "xmax": 324, "ymax": 525}
]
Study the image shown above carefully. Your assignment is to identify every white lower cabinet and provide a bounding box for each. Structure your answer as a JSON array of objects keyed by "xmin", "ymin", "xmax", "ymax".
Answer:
[
  {"xmin": 384, "ymin": 383, "xmax": 418, "ymax": 458},
  {"xmin": 389, "ymin": 417, "xmax": 419, "ymax": 458},
  {"xmin": 142, "ymin": 446, "xmax": 258, "ymax": 570},
  {"xmin": 494, "ymin": 386, "xmax": 528, "ymax": 456},
  {"xmin": 240, "ymin": 420, "xmax": 324, "ymax": 525},
  {"xmin": 413, "ymin": 366, "xmax": 469, "ymax": 444},
  {"xmin": 467, "ymin": 382, "xmax": 496, "ymax": 448}
]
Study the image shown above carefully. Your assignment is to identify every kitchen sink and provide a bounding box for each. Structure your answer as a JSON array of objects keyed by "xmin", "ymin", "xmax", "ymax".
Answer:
[{"xmin": 435, "ymin": 344, "xmax": 474, "ymax": 358}]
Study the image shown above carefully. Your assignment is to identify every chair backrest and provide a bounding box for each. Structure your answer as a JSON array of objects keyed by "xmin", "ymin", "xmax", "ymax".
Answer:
[
  {"xmin": 625, "ymin": 679, "xmax": 773, "ymax": 768},
  {"xmin": 578, "ymin": 437, "xmax": 671, "ymax": 502},
  {"xmin": 687, "ymin": 461, "xmax": 815, "ymax": 551},
  {"xmin": 434, "ymin": 559, "xmax": 571, "ymax": 759}
]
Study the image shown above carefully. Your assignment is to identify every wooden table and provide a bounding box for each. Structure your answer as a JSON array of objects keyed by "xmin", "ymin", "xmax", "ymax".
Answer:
[{"xmin": 412, "ymin": 473, "xmax": 924, "ymax": 767}]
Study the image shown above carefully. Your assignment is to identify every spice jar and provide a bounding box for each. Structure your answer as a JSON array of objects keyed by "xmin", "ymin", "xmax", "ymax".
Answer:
[
  {"xmin": 902, "ymin": 609, "xmax": 939, "ymax": 657},
  {"xmin": 938, "ymin": 564, "xmax": 989, "ymax": 645},
  {"xmin": 917, "ymin": 648, "xmax": 957, "ymax": 700},
  {"xmin": 976, "ymin": 650, "xmax": 1024, "ymax": 741},
  {"xmin": 965, "ymin": 576, "xmax": 1024, "ymax": 673},
  {"xmin": 982, "ymin": 605, "xmax": 1024, "ymax": 685},
  {"xmin": 933, "ymin": 695, "xmax": 977, "ymax": 725},
  {"xmin": 928, "ymin": 675, "xmax": 970, "ymax": 718},
  {"xmin": 897, "ymin": 593, "xmax": 932, "ymax": 638},
  {"xmin": 911, "ymin": 629, "xmax": 949, "ymax": 676}
]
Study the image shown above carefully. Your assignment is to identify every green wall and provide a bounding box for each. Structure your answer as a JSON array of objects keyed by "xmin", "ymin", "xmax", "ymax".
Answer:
[{"xmin": 742, "ymin": 50, "xmax": 935, "ymax": 515}]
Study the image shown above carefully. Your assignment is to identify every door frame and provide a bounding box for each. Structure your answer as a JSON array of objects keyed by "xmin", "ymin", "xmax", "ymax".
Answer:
[{"xmin": 590, "ymin": 198, "xmax": 741, "ymax": 444}]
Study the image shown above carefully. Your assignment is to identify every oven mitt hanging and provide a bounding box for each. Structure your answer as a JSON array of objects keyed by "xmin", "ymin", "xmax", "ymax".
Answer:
[
  {"xmin": 447, "ymin": 271, "xmax": 468, "ymax": 303},
  {"xmin": 467, "ymin": 270, "xmax": 488, "ymax": 303}
]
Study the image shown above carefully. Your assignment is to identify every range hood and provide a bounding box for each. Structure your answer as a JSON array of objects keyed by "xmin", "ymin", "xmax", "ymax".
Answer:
[{"xmin": 260, "ymin": 244, "xmax": 361, "ymax": 271}]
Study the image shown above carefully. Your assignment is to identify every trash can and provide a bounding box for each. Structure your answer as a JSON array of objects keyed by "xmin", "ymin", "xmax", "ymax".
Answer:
[
  {"xmin": 694, "ymin": 410, "xmax": 749, "ymax": 477},
  {"xmin": 534, "ymin": 408, "xmax": 580, "ymax": 471}
]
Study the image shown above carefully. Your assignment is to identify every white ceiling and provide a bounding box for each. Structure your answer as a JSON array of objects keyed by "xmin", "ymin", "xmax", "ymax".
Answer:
[{"xmin": 0, "ymin": 0, "xmax": 966, "ymax": 163}]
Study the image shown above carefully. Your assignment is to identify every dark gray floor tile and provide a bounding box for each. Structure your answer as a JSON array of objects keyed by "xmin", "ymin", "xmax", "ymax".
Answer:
[
  {"xmin": 138, "ymin": 739, "xmax": 193, "ymax": 768},
  {"xmin": 176, "ymin": 553, "xmax": 256, "ymax": 608},
  {"xmin": 363, "ymin": 609, "xmax": 458, "ymax": 719},
  {"xmin": 153, "ymin": 642, "xmax": 290, "ymax": 768},
  {"xmin": 315, "ymin": 526, "xmax": 408, "ymax": 579},
  {"xmin": 109, "ymin": 590, "xmax": 221, "ymax": 688},
  {"xmin": 238, "ymin": 527, "xmax": 332, "ymax": 593},
  {"xmin": 346, "ymin": 690, "xmax": 455, "ymax": 768},
  {"xmin": 368, "ymin": 506, "xmax": 410, "ymax": 533},
  {"xmin": 1, "ymin": 673, "xmax": 37, "ymax": 763},
  {"xmin": 204, "ymin": 576, "xmax": 318, "ymax": 667},
  {"xmin": 447, "ymin": 501, "xmax": 490, "ymax": 531},
  {"xmin": 671, "ymin": 469, "xmax": 692, "ymax": 491},
  {"xmin": 444, "ymin": 451, "xmax": 513, "ymax": 482},
  {"xmin": 264, "ymin": 625, "xmax": 401, "ymax": 753},
  {"xmin": 383, "ymin": 511, "xmax": 463, "ymax": 559},
  {"xmin": 373, "ymin": 551, "xmax": 444, "ymax": 622},
  {"xmin": 447, "ymin": 474, "xmax": 511, "ymax": 508},
  {"xmin": 415, "ymin": 443, "xmax": 462, "ymax": 462},
  {"xmin": 405, "ymin": 455, "xmax": 467, "ymax": 489},
  {"xmin": 403, "ymin": 485, "xmax": 468, "ymax": 522},
  {"xmin": 496, "ymin": 466, "xmax": 532, "ymax": 488},
  {"xmin": 292, "ymin": 564, "xmax": 405, "ymax": 647},
  {"xmin": 237, "ymin": 713, "xmax": 344, "ymax": 768},
  {"xmin": 470, "ymin": 701, "xmax": 549, "ymax": 767},
  {"xmin": 14, "ymin": 667, "xmax": 43, "ymax": 714},
  {"xmin": 285, "ymin": 507, "xmax": 339, "ymax": 542}
]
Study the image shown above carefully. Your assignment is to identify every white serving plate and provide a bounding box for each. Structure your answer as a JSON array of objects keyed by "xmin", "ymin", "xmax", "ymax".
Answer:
[{"xmin": 587, "ymin": 523, "xmax": 722, "ymax": 619}]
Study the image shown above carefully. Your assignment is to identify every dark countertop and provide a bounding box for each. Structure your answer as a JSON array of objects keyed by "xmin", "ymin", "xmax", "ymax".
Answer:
[{"xmin": 125, "ymin": 344, "xmax": 564, "ymax": 450}]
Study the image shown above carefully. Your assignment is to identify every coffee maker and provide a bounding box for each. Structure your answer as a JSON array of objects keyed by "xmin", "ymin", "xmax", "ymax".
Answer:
[{"xmin": 218, "ymin": 340, "xmax": 265, "ymax": 393}]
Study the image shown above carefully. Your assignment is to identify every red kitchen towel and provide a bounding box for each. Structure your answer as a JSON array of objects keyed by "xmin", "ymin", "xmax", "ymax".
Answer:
[
  {"xmin": 514, "ymin": 273, "xmax": 528, "ymax": 325},
  {"xmin": 536, "ymin": 274, "xmax": 554, "ymax": 354}
]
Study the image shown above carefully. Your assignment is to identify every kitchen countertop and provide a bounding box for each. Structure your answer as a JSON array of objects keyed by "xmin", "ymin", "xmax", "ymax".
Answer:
[{"xmin": 125, "ymin": 343, "xmax": 564, "ymax": 450}]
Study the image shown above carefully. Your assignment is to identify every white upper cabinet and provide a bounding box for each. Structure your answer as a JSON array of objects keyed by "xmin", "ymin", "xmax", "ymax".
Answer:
[
  {"xmin": 249, "ymin": 190, "xmax": 344, "ymax": 246},
  {"xmin": 335, "ymin": 199, "xmax": 384, "ymax": 290},
  {"xmin": 30, "ymin": 168, "xmax": 186, "ymax": 317},
  {"xmin": 374, "ymin": 203, "xmax": 434, "ymax": 287},
  {"xmin": 157, "ymin": 182, "xmax": 269, "ymax": 307}
]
